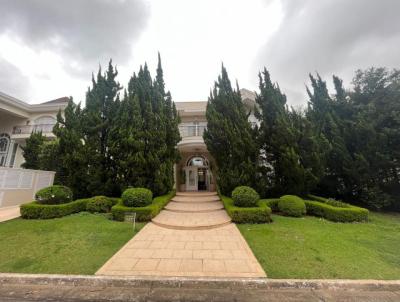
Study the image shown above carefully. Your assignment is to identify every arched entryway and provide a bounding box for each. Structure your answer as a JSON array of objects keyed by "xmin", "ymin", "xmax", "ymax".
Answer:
[{"xmin": 183, "ymin": 155, "xmax": 212, "ymax": 191}]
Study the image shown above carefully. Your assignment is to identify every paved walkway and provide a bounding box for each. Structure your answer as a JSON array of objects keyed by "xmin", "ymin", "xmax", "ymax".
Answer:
[
  {"xmin": 96, "ymin": 192, "xmax": 266, "ymax": 277},
  {"xmin": 0, "ymin": 206, "xmax": 20, "ymax": 223}
]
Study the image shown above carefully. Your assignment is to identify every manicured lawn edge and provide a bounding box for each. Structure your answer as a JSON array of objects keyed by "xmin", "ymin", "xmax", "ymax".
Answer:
[
  {"xmin": 221, "ymin": 196, "xmax": 272, "ymax": 223},
  {"xmin": 111, "ymin": 190, "xmax": 175, "ymax": 222}
]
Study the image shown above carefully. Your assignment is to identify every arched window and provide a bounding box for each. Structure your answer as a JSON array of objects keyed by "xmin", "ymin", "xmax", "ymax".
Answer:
[
  {"xmin": 0, "ymin": 133, "xmax": 10, "ymax": 166},
  {"xmin": 0, "ymin": 133, "xmax": 10, "ymax": 152},
  {"xmin": 187, "ymin": 156, "xmax": 208, "ymax": 167},
  {"xmin": 34, "ymin": 116, "xmax": 56, "ymax": 125},
  {"xmin": 33, "ymin": 116, "xmax": 56, "ymax": 133}
]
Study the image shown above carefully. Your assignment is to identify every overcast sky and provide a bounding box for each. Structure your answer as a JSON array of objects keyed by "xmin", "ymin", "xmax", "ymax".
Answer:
[{"xmin": 0, "ymin": 0, "xmax": 399, "ymax": 106}]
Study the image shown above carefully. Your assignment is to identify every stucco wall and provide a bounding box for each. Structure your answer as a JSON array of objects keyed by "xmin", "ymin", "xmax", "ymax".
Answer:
[{"xmin": 0, "ymin": 167, "xmax": 55, "ymax": 207}]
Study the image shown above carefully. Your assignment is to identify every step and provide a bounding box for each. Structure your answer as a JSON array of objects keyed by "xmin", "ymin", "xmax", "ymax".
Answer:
[
  {"xmin": 176, "ymin": 192, "xmax": 218, "ymax": 197},
  {"xmin": 171, "ymin": 195, "xmax": 221, "ymax": 203},
  {"xmin": 151, "ymin": 210, "xmax": 231, "ymax": 230},
  {"xmin": 164, "ymin": 201, "xmax": 224, "ymax": 213}
]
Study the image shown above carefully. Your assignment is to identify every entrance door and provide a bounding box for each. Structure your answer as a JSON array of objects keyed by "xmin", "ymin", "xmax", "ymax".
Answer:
[{"xmin": 185, "ymin": 166, "xmax": 198, "ymax": 191}]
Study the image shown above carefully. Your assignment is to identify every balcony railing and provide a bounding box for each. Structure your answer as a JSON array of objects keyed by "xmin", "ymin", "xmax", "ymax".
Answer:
[
  {"xmin": 179, "ymin": 125, "xmax": 207, "ymax": 137},
  {"xmin": 12, "ymin": 124, "xmax": 55, "ymax": 135}
]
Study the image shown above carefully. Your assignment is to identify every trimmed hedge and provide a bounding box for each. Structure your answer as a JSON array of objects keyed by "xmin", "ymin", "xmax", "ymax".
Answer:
[
  {"xmin": 221, "ymin": 196, "xmax": 272, "ymax": 223},
  {"xmin": 122, "ymin": 188, "xmax": 153, "ymax": 207},
  {"xmin": 308, "ymin": 194, "xmax": 350, "ymax": 208},
  {"xmin": 261, "ymin": 198, "xmax": 279, "ymax": 211},
  {"xmin": 278, "ymin": 195, "xmax": 306, "ymax": 217},
  {"xmin": 21, "ymin": 196, "xmax": 119, "ymax": 219},
  {"xmin": 86, "ymin": 196, "xmax": 117, "ymax": 213},
  {"xmin": 305, "ymin": 199, "xmax": 369, "ymax": 222},
  {"xmin": 112, "ymin": 191, "xmax": 175, "ymax": 222},
  {"xmin": 21, "ymin": 198, "xmax": 88, "ymax": 219},
  {"xmin": 231, "ymin": 186, "xmax": 260, "ymax": 207},
  {"xmin": 35, "ymin": 185, "xmax": 73, "ymax": 205}
]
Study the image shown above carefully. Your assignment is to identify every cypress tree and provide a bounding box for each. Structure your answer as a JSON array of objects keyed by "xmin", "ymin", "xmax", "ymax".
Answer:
[
  {"xmin": 21, "ymin": 131, "xmax": 45, "ymax": 169},
  {"xmin": 204, "ymin": 65, "xmax": 258, "ymax": 195},
  {"xmin": 83, "ymin": 60, "xmax": 122, "ymax": 196},
  {"xmin": 109, "ymin": 88, "xmax": 145, "ymax": 190},
  {"xmin": 122, "ymin": 55, "xmax": 180, "ymax": 196},
  {"xmin": 255, "ymin": 68, "xmax": 311, "ymax": 196},
  {"xmin": 53, "ymin": 98, "xmax": 89, "ymax": 198}
]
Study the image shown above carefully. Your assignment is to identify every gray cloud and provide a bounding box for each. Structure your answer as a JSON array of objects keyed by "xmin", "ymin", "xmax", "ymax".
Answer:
[
  {"xmin": 254, "ymin": 0, "xmax": 400, "ymax": 106},
  {"xmin": 0, "ymin": 58, "xmax": 31, "ymax": 100},
  {"xmin": 0, "ymin": 0, "xmax": 150, "ymax": 76}
]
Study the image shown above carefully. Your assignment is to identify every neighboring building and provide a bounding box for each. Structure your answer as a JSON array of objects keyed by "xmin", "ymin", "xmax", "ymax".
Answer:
[
  {"xmin": 0, "ymin": 91, "xmax": 69, "ymax": 168},
  {"xmin": 175, "ymin": 88, "xmax": 257, "ymax": 192}
]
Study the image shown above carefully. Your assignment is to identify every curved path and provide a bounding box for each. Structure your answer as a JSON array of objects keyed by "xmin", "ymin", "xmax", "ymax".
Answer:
[{"xmin": 96, "ymin": 192, "xmax": 266, "ymax": 277}]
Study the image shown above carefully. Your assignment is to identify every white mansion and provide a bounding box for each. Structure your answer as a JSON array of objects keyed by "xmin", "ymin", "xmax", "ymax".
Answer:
[{"xmin": 0, "ymin": 89, "xmax": 257, "ymax": 193}]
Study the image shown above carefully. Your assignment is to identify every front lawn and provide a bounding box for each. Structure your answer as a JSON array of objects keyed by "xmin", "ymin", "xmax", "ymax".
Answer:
[
  {"xmin": 238, "ymin": 212, "xmax": 400, "ymax": 279},
  {"xmin": 0, "ymin": 213, "xmax": 144, "ymax": 274}
]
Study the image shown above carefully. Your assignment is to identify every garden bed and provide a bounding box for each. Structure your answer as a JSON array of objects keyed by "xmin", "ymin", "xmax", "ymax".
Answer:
[
  {"xmin": 111, "ymin": 191, "xmax": 175, "ymax": 221},
  {"xmin": 221, "ymin": 196, "xmax": 272, "ymax": 223},
  {"xmin": 260, "ymin": 196, "xmax": 369, "ymax": 222}
]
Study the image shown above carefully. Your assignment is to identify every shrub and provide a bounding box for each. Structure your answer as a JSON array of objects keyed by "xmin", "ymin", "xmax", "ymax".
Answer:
[
  {"xmin": 278, "ymin": 195, "xmax": 306, "ymax": 217},
  {"xmin": 20, "ymin": 199, "xmax": 88, "ymax": 219},
  {"xmin": 308, "ymin": 194, "xmax": 350, "ymax": 208},
  {"xmin": 122, "ymin": 188, "xmax": 153, "ymax": 207},
  {"xmin": 222, "ymin": 196, "xmax": 272, "ymax": 223},
  {"xmin": 305, "ymin": 200, "xmax": 369, "ymax": 222},
  {"xmin": 112, "ymin": 191, "xmax": 175, "ymax": 221},
  {"xmin": 35, "ymin": 185, "xmax": 73, "ymax": 205},
  {"xmin": 86, "ymin": 196, "xmax": 115, "ymax": 213},
  {"xmin": 231, "ymin": 186, "xmax": 260, "ymax": 207},
  {"xmin": 325, "ymin": 199, "xmax": 350, "ymax": 208},
  {"xmin": 262, "ymin": 198, "xmax": 279, "ymax": 211}
]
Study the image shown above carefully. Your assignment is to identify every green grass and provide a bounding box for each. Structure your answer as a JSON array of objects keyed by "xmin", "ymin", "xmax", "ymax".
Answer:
[
  {"xmin": 0, "ymin": 212, "xmax": 144, "ymax": 274},
  {"xmin": 238, "ymin": 212, "xmax": 400, "ymax": 279}
]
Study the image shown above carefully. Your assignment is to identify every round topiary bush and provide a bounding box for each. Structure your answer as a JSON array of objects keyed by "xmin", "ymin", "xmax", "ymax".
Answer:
[
  {"xmin": 278, "ymin": 195, "xmax": 306, "ymax": 217},
  {"xmin": 122, "ymin": 188, "xmax": 153, "ymax": 207},
  {"xmin": 86, "ymin": 196, "xmax": 113, "ymax": 213},
  {"xmin": 35, "ymin": 185, "xmax": 73, "ymax": 205},
  {"xmin": 232, "ymin": 186, "xmax": 260, "ymax": 207}
]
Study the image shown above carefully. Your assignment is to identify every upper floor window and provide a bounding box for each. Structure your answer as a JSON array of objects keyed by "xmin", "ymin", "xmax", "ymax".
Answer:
[{"xmin": 34, "ymin": 116, "xmax": 56, "ymax": 125}]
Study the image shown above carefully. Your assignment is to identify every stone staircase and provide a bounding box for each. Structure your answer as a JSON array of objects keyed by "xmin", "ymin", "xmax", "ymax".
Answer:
[{"xmin": 151, "ymin": 192, "xmax": 231, "ymax": 230}]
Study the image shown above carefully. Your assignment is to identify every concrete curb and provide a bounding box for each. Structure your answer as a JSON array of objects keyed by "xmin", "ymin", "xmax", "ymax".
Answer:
[{"xmin": 1, "ymin": 273, "xmax": 399, "ymax": 291}]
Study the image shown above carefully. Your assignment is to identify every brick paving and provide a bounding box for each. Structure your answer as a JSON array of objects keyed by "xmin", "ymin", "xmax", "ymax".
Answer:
[{"xmin": 96, "ymin": 192, "xmax": 266, "ymax": 277}]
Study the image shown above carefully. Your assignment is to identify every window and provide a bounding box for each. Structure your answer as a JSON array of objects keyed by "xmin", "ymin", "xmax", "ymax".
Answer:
[
  {"xmin": 34, "ymin": 116, "xmax": 56, "ymax": 125},
  {"xmin": 33, "ymin": 116, "xmax": 56, "ymax": 133},
  {"xmin": 0, "ymin": 133, "xmax": 10, "ymax": 167},
  {"xmin": 187, "ymin": 156, "xmax": 208, "ymax": 167}
]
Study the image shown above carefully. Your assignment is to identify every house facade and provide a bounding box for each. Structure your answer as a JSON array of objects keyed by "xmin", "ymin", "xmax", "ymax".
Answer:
[
  {"xmin": 0, "ymin": 91, "xmax": 69, "ymax": 168},
  {"xmin": 175, "ymin": 88, "xmax": 257, "ymax": 192},
  {"xmin": 0, "ymin": 89, "xmax": 256, "ymax": 193}
]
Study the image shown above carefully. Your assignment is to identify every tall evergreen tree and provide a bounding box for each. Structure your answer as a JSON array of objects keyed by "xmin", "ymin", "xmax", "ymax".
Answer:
[
  {"xmin": 115, "ymin": 54, "xmax": 180, "ymax": 195},
  {"xmin": 83, "ymin": 60, "xmax": 122, "ymax": 196},
  {"xmin": 109, "ymin": 89, "xmax": 145, "ymax": 190},
  {"xmin": 204, "ymin": 65, "xmax": 258, "ymax": 195},
  {"xmin": 255, "ymin": 68, "xmax": 316, "ymax": 196},
  {"xmin": 53, "ymin": 98, "xmax": 89, "ymax": 198},
  {"xmin": 21, "ymin": 131, "xmax": 45, "ymax": 169}
]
